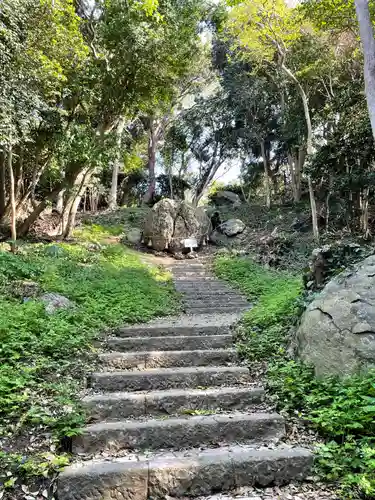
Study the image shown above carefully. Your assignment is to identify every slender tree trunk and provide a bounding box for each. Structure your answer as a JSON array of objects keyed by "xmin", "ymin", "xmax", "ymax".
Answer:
[
  {"xmin": 18, "ymin": 184, "xmax": 63, "ymax": 237},
  {"xmin": 282, "ymin": 63, "xmax": 319, "ymax": 241},
  {"xmin": 325, "ymin": 174, "xmax": 333, "ymax": 231},
  {"xmin": 7, "ymin": 146, "xmax": 17, "ymax": 252},
  {"xmin": 192, "ymin": 146, "xmax": 222, "ymax": 206},
  {"xmin": 360, "ymin": 187, "xmax": 370, "ymax": 237},
  {"xmin": 0, "ymin": 150, "xmax": 6, "ymax": 218},
  {"xmin": 354, "ymin": 0, "xmax": 375, "ymax": 140},
  {"xmin": 56, "ymin": 189, "xmax": 64, "ymax": 213},
  {"xmin": 63, "ymin": 170, "xmax": 92, "ymax": 239},
  {"xmin": 14, "ymin": 146, "xmax": 23, "ymax": 204},
  {"xmin": 260, "ymin": 140, "xmax": 271, "ymax": 209},
  {"xmin": 109, "ymin": 117, "xmax": 126, "ymax": 210},
  {"xmin": 143, "ymin": 122, "xmax": 158, "ymax": 205}
]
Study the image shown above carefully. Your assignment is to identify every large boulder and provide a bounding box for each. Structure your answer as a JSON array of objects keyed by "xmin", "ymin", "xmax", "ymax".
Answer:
[
  {"xmin": 212, "ymin": 190, "xmax": 241, "ymax": 207},
  {"xmin": 143, "ymin": 199, "xmax": 211, "ymax": 253},
  {"xmin": 296, "ymin": 254, "xmax": 375, "ymax": 377},
  {"xmin": 143, "ymin": 199, "xmax": 179, "ymax": 251},
  {"xmin": 219, "ymin": 219, "xmax": 245, "ymax": 237}
]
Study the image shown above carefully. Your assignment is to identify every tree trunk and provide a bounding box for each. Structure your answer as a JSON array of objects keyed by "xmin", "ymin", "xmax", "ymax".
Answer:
[
  {"xmin": 14, "ymin": 146, "xmax": 23, "ymax": 204},
  {"xmin": 0, "ymin": 150, "xmax": 6, "ymax": 218},
  {"xmin": 143, "ymin": 123, "xmax": 158, "ymax": 205},
  {"xmin": 354, "ymin": 0, "xmax": 375, "ymax": 140},
  {"xmin": 109, "ymin": 117, "xmax": 126, "ymax": 210},
  {"xmin": 56, "ymin": 189, "xmax": 64, "ymax": 213},
  {"xmin": 260, "ymin": 140, "xmax": 271, "ymax": 209},
  {"xmin": 7, "ymin": 146, "xmax": 17, "ymax": 252},
  {"xmin": 18, "ymin": 184, "xmax": 64, "ymax": 237},
  {"xmin": 281, "ymin": 63, "xmax": 319, "ymax": 240},
  {"xmin": 361, "ymin": 187, "xmax": 371, "ymax": 238},
  {"xmin": 63, "ymin": 169, "xmax": 92, "ymax": 239}
]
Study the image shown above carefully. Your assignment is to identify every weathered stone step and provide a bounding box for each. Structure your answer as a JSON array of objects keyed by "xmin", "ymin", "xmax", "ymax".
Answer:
[
  {"xmin": 184, "ymin": 299, "xmax": 248, "ymax": 308},
  {"xmin": 100, "ymin": 349, "xmax": 237, "ymax": 369},
  {"xmin": 172, "ymin": 271, "xmax": 212, "ymax": 277},
  {"xmin": 73, "ymin": 413, "xmax": 285, "ymax": 454},
  {"xmin": 58, "ymin": 446, "xmax": 313, "ymax": 500},
  {"xmin": 90, "ymin": 366, "xmax": 250, "ymax": 392},
  {"xmin": 185, "ymin": 306, "xmax": 250, "ymax": 315},
  {"xmin": 82, "ymin": 386, "xmax": 265, "ymax": 421},
  {"xmin": 180, "ymin": 290, "xmax": 244, "ymax": 297},
  {"xmin": 116, "ymin": 325, "xmax": 231, "ymax": 338},
  {"xmin": 174, "ymin": 281, "xmax": 233, "ymax": 289},
  {"xmin": 173, "ymin": 275, "xmax": 220, "ymax": 286},
  {"xmin": 168, "ymin": 264, "xmax": 205, "ymax": 270},
  {"xmin": 107, "ymin": 335, "xmax": 233, "ymax": 352}
]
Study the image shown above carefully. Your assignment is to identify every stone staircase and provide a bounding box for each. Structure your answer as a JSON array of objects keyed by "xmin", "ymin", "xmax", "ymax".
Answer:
[{"xmin": 58, "ymin": 260, "xmax": 313, "ymax": 500}]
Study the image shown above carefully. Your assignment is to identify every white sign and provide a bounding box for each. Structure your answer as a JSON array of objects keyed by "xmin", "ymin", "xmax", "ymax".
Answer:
[{"xmin": 184, "ymin": 238, "xmax": 198, "ymax": 249}]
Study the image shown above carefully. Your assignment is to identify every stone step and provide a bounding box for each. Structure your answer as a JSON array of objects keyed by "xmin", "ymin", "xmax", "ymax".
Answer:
[
  {"xmin": 185, "ymin": 306, "xmax": 250, "ymax": 315},
  {"xmin": 100, "ymin": 349, "xmax": 238, "ymax": 369},
  {"xmin": 90, "ymin": 366, "xmax": 250, "ymax": 392},
  {"xmin": 82, "ymin": 386, "xmax": 265, "ymax": 421},
  {"xmin": 173, "ymin": 275, "xmax": 220, "ymax": 287},
  {"xmin": 116, "ymin": 325, "xmax": 231, "ymax": 338},
  {"xmin": 73, "ymin": 413, "xmax": 285, "ymax": 454},
  {"xmin": 172, "ymin": 271, "xmax": 212, "ymax": 277},
  {"xmin": 58, "ymin": 446, "xmax": 313, "ymax": 500},
  {"xmin": 168, "ymin": 263, "xmax": 205, "ymax": 268},
  {"xmin": 184, "ymin": 299, "xmax": 249, "ymax": 308},
  {"xmin": 174, "ymin": 282, "xmax": 233, "ymax": 289},
  {"xmin": 180, "ymin": 290, "xmax": 244, "ymax": 298},
  {"xmin": 107, "ymin": 334, "xmax": 233, "ymax": 352}
]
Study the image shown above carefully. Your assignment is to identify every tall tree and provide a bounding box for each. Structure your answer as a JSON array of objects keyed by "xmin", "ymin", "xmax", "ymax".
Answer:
[
  {"xmin": 354, "ymin": 0, "xmax": 375, "ymax": 140},
  {"xmin": 226, "ymin": 0, "xmax": 320, "ymax": 240}
]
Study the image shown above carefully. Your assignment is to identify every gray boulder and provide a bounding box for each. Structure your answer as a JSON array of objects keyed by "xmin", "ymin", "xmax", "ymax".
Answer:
[
  {"xmin": 296, "ymin": 254, "xmax": 375, "ymax": 377},
  {"xmin": 40, "ymin": 292, "xmax": 76, "ymax": 315},
  {"xmin": 143, "ymin": 199, "xmax": 179, "ymax": 251},
  {"xmin": 143, "ymin": 199, "xmax": 211, "ymax": 253},
  {"xmin": 219, "ymin": 219, "xmax": 246, "ymax": 237},
  {"xmin": 212, "ymin": 190, "xmax": 241, "ymax": 207},
  {"xmin": 126, "ymin": 228, "xmax": 142, "ymax": 245}
]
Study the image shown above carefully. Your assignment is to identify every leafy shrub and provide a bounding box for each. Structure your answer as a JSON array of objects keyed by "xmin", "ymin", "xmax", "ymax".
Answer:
[
  {"xmin": 214, "ymin": 256, "xmax": 302, "ymax": 360},
  {"xmin": 0, "ymin": 230, "xmax": 178, "ymax": 492},
  {"xmin": 214, "ymin": 254, "xmax": 375, "ymax": 499}
]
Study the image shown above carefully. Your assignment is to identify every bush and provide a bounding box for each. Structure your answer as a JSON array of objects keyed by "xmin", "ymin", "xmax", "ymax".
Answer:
[
  {"xmin": 214, "ymin": 256, "xmax": 302, "ymax": 360},
  {"xmin": 214, "ymin": 254, "xmax": 375, "ymax": 499}
]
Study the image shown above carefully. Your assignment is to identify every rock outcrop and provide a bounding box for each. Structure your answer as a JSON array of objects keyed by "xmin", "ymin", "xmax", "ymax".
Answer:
[
  {"xmin": 296, "ymin": 254, "xmax": 375, "ymax": 377},
  {"xmin": 143, "ymin": 199, "xmax": 211, "ymax": 253},
  {"xmin": 212, "ymin": 190, "xmax": 241, "ymax": 207}
]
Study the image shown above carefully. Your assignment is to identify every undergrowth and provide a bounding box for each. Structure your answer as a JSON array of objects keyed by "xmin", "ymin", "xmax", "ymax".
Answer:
[
  {"xmin": 0, "ymin": 224, "xmax": 178, "ymax": 497},
  {"xmin": 214, "ymin": 255, "xmax": 375, "ymax": 500}
]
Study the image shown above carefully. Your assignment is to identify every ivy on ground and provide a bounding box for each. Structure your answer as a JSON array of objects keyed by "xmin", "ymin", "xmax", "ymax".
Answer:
[
  {"xmin": 214, "ymin": 255, "xmax": 375, "ymax": 500},
  {"xmin": 0, "ymin": 227, "xmax": 178, "ymax": 497}
]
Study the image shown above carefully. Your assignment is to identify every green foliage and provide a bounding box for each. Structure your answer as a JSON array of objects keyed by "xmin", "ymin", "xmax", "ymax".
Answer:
[
  {"xmin": 214, "ymin": 255, "xmax": 375, "ymax": 498},
  {"xmin": 214, "ymin": 255, "xmax": 301, "ymax": 360},
  {"xmin": 0, "ymin": 226, "xmax": 178, "ymax": 489}
]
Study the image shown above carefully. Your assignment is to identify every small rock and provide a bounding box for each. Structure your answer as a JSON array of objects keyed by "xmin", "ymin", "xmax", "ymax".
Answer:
[
  {"xmin": 87, "ymin": 242, "xmax": 102, "ymax": 252},
  {"xmin": 11, "ymin": 280, "xmax": 41, "ymax": 299},
  {"xmin": 173, "ymin": 252, "xmax": 185, "ymax": 260},
  {"xmin": 40, "ymin": 292, "xmax": 76, "ymax": 315},
  {"xmin": 187, "ymin": 252, "xmax": 198, "ymax": 259},
  {"xmin": 126, "ymin": 228, "xmax": 142, "ymax": 245},
  {"xmin": 216, "ymin": 247, "xmax": 230, "ymax": 255}
]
